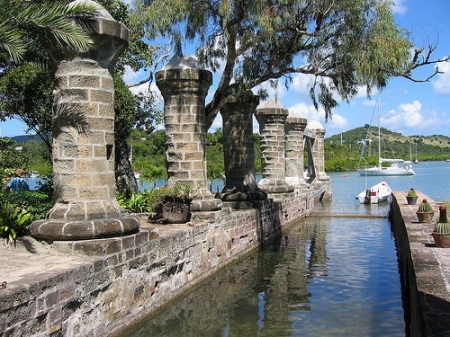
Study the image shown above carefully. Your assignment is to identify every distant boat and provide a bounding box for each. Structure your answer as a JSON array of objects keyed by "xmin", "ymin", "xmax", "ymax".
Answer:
[
  {"xmin": 28, "ymin": 170, "xmax": 40, "ymax": 178},
  {"xmin": 357, "ymin": 96, "xmax": 415, "ymax": 176},
  {"xmin": 356, "ymin": 181, "xmax": 392, "ymax": 204}
]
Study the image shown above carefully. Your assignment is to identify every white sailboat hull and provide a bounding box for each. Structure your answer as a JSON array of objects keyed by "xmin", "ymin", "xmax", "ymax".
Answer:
[
  {"xmin": 358, "ymin": 164, "xmax": 415, "ymax": 176},
  {"xmin": 356, "ymin": 181, "xmax": 392, "ymax": 204}
]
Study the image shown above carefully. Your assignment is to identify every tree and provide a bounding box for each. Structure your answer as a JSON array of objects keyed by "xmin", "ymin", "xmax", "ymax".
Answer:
[
  {"xmin": 0, "ymin": 0, "xmax": 162, "ymax": 196},
  {"xmin": 139, "ymin": 0, "xmax": 448, "ymax": 129},
  {"xmin": 0, "ymin": 0, "xmax": 95, "ymax": 63}
]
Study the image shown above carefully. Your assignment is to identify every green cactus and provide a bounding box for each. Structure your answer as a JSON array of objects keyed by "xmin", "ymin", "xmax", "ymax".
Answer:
[
  {"xmin": 436, "ymin": 222, "xmax": 450, "ymax": 234},
  {"xmin": 418, "ymin": 199, "xmax": 432, "ymax": 212},
  {"xmin": 407, "ymin": 188, "xmax": 417, "ymax": 197},
  {"xmin": 435, "ymin": 205, "xmax": 450, "ymax": 234}
]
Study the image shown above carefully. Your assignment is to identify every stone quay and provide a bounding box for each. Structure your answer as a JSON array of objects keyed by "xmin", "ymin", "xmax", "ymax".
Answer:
[{"xmin": 1, "ymin": 192, "xmax": 317, "ymax": 336}]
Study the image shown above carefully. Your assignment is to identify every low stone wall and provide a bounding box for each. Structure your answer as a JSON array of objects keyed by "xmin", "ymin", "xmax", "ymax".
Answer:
[
  {"xmin": 0, "ymin": 190, "xmax": 315, "ymax": 337},
  {"xmin": 390, "ymin": 191, "xmax": 450, "ymax": 337}
]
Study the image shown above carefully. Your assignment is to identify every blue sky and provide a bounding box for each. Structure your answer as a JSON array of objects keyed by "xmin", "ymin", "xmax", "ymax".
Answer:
[{"xmin": 1, "ymin": 0, "xmax": 449, "ymax": 138}]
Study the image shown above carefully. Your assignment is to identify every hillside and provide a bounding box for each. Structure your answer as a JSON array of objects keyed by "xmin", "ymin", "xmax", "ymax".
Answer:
[{"xmin": 324, "ymin": 127, "xmax": 450, "ymax": 171}]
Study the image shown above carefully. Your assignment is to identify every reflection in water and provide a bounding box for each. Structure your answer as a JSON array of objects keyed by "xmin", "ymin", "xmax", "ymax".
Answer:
[{"xmin": 116, "ymin": 216, "xmax": 404, "ymax": 337}]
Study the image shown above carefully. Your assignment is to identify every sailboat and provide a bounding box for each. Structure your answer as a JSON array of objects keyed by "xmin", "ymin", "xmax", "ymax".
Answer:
[{"xmin": 357, "ymin": 97, "xmax": 415, "ymax": 177}]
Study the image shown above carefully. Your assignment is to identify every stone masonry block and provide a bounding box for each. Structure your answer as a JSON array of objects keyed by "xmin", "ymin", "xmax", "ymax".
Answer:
[
  {"xmin": 69, "ymin": 75, "xmax": 100, "ymax": 88},
  {"xmin": 77, "ymin": 159, "xmax": 106, "ymax": 173},
  {"xmin": 76, "ymin": 146, "xmax": 94, "ymax": 158},
  {"xmin": 98, "ymin": 104, "xmax": 114, "ymax": 117},
  {"xmin": 101, "ymin": 76, "xmax": 114, "ymax": 90},
  {"xmin": 89, "ymin": 117, "xmax": 114, "ymax": 131},
  {"xmin": 53, "ymin": 159, "xmax": 75, "ymax": 173},
  {"xmin": 176, "ymin": 142, "xmax": 199, "ymax": 152},
  {"xmin": 78, "ymin": 131, "xmax": 105, "ymax": 144},
  {"xmin": 80, "ymin": 187, "xmax": 109, "ymax": 200},
  {"xmin": 90, "ymin": 89, "xmax": 114, "ymax": 103}
]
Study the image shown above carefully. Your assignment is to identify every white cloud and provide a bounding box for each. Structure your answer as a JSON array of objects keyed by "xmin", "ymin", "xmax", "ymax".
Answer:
[
  {"xmin": 392, "ymin": 0, "xmax": 408, "ymax": 14},
  {"xmin": 287, "ymin": 102, "xmax": 349, "ymax": 133},
  {"xmin": 380, "ymin": 100, "xmax": 440, "ymax": 131},
  {"xmin": 433, "ymin": 61, "xmax": 450, "ymax": 95}
]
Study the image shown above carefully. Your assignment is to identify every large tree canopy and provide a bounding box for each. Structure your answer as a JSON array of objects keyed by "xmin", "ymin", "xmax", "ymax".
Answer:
[{"xmin": 139, "ymin": 0, "xmax": 448, "ymax": 128}]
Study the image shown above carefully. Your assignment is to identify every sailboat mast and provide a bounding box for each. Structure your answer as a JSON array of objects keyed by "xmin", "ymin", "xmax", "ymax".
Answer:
[{"xmin": 378, "ymin": 96, "xmax": 381, "ymax": 169}]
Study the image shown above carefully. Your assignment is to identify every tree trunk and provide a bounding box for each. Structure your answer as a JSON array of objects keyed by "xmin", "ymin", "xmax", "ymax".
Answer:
[{"xmin": 115, "ymin": 137, "xmax": 138, "ymax": 197}]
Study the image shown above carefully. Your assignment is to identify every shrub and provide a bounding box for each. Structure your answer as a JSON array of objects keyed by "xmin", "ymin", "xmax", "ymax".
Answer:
[{"xmin": 0, "ymin": 204, "xmax": 33, "ymax": 243}]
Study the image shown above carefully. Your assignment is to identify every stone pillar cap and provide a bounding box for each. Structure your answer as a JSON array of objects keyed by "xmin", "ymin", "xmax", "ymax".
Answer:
[
  {"xmin": 255, "ymin": 98, "xmax": 288, "ymax": 116},
  {"xmin": 163, "ymin": 53, "xmax": 201, "ymax": 70},
  {"xmin": 304, "ymin": 120, "xmax": 325, "ymax": 137},
  {"xmin": 70, "ymin": 0, "xmax": 113, "ymax": 20}
]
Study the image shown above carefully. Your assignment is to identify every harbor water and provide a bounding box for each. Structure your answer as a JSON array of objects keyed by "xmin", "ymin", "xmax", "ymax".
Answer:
[
  {"xmin": 31, "ymin": 162, "xmax": 450, "ymax": 336},
  {"xmin": 115, "ymin": 162, "xmax": 450, "ymax": 336}
]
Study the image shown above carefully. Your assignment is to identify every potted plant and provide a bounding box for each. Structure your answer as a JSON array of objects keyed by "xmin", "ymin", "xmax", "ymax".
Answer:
[
  {"xmin": 147, "ymin": 183, "xmax": 192, "ymax": 224},
  {"xmin": 432, "ymin": 205, "xmax": 450, "ymax": 248},
  {"xmin": 406, "ymin": 187, "xmax": 418, "ymax": 205},
  {"xmin": 416, "ymin": 198, "xmax": 434, "ymax": 223}
]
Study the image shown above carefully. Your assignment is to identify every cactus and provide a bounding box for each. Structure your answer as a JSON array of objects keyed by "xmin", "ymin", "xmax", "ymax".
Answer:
[
  {"xmin": 435, "ymin": 205, "xmax": 450, "ymax": 234},
  {"xmin": 417, "ymin": 199, "xmax": 432, "ymax": 213},
  {"xmin": 407, "ymin": 188, "xmax": 417, "ymax": 197},
  {"xmin": 435, "ymin": 222, "xmax": 450, "ymax": 234}
]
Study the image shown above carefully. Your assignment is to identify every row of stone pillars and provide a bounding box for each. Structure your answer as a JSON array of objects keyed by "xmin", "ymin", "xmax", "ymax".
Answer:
[{"xmin": 30, "ymin": 1, "xmax": 329, "ymax": 243}]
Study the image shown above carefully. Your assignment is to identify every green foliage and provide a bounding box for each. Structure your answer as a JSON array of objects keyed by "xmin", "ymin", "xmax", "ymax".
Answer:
[
  {"xmin": 138, "ymin": 0, "xmax": 443, "ymax": 128},
  {"xmin": 0, "ymin": 203, "xmax": 33, "ymax": 243},
  {"xmin": 0, "ymin": 0, "xmax": 94, "ymax": 63},
  {"xmin": 408, "ymin": 188, "xmax": 417, "ymax": 197},
  {"xmin": 117, "ymin": 192, "xmax": 150, "ymax": 213},
  {"xmin": 418, "ymin": 199, "xmax": 433, "ymax": 213}
]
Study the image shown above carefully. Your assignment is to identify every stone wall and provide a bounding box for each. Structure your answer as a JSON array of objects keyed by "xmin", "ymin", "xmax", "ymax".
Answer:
[
  {"xmin": 390, "ymin": 191, "xmax": 450, "ymax": 337},
  {"xmin": 0, "ymin": 191, "xmax": 315, "ymax": 337}
]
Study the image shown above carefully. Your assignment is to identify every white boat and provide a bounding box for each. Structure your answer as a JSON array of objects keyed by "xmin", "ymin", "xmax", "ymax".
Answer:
[
  {"xmin": 356, "ymin": 181, "xmax": 392, "ymax": 204},
  {"xmin": 28, "ymin": 170, "xmax": 40, "ymax": 178},
  {"xmin": 357, "ymin": 96, "xmax": 415, "ymax": 176}
]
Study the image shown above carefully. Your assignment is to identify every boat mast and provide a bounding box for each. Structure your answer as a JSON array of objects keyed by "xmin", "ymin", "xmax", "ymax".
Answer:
[{"xmin": 377, "ymin": 96, "xmax": 381, "ymax": 169}]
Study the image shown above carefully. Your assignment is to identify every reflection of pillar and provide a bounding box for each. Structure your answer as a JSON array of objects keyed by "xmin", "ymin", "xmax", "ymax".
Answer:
[
  {"xmin": 31, "ymin": 1, "xmax": 139, "ymax": 241},
  {"xmin": 285, "ymin": 116, "xmax": 308, "ymax": 187},
  {"xmin": 219, "ymin": 89, "xmax": 266, "ymax": 201},
  {"xmin": 255, "ymin": 99, "xmax": 294, "ymax": 194},
  {"xmin": 304, "ymin": 121, "xmax": 332, "ymax": 199},
  {"xmin": 156, "ymin": 54, "xmax": 222, "ymax": 211}
]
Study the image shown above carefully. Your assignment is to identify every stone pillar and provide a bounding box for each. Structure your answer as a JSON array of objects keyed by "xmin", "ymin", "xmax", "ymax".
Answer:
[
  {"xmin": 30, "ymin": 1, "xmax": 139, "ymax": 241},
  {"xmin": 254, "ymin": 99, "xmax": 294, "ymax": 194},
  {"xmin": 219, "ymin": 89, "xmax": 266, "ymax": 201},
  {"xmin": 285, "ymin": 116, "xmax": 308, "ymax": 187},
  {"xmin": 304, "ymin": 121, "xmax": 332, "ymax": 199},
  {"xmin": 156, "ymin": 54, "xmax": 222, "ymax": 212}
]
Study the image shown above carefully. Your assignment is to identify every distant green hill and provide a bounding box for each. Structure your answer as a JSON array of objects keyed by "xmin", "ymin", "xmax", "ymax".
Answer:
[
  {"xmin": 324, "ymin": 127, "xmax": 450, "ymax": 171},
  {"xmin": 11, "ymin": 134, "xmax": 43, "ymax": 144}
]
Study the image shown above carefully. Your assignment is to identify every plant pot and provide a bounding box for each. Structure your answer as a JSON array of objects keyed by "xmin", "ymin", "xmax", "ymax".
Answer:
[
  {"xmin": 416, "ymin": 211, "xmax": 434, "ymax": 223},
  {"xmin": 406, "ymin": 196, "xmax": 418, "ymax": 205},
  {"xmin": 432, "ymin": 232, "xmax": 450, "ymax": 248},
  {"xmin": 161, "ymin": 198, "xmax": 191, "ymax": 224}
]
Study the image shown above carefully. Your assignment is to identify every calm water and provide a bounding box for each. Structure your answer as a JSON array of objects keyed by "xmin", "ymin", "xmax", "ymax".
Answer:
[
  {"xmin": 115, "ymin": 162, "xmax": 450, "ymax": 337},
  {"xmin": 31, "ymin": 162, "xmax": 450, "ymax": 336}
]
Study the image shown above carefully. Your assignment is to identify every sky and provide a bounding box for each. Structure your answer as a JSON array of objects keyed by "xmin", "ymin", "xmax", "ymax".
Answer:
[{"xmin": 1, "ymin": 0, "xmax": 449, "ymax": 138}]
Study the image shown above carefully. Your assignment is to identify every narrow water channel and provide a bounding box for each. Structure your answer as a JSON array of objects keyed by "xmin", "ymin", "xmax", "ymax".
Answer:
[{"xmin": 115, "ymin": 214, "xmax": 405, "ymax": 337}]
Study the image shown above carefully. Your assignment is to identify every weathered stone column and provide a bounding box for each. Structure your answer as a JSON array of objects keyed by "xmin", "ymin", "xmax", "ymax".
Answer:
[
  {"xmin": 255, "ymin": 99, "xmax": 294, "ymax": 194},
  {"xmin": 219, "ymin": 89, "xmax": 267, "ymax": 201},
  {"xmin": 304, "ymin": 121, "xmax": 332, "ymax": 199},
  {"xmin": 30, "ymin": 1, "xmax": 139, "ymax": 241},
  {"xmin": 156, "ymin": 54, "xmax": 222, "ymax": 211},
  {"xmin": 285, "ymin": 115, "xmax": 308, "ymax": 187}
]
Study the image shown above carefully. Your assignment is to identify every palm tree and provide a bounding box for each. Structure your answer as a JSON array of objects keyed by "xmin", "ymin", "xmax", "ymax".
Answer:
[{"xmin": 0, "ymin": 0, "xmax": 97, "ymax": 63}]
